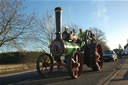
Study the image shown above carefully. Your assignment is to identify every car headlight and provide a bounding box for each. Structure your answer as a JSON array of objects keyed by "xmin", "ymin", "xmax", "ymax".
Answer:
[{"xmin": 110, "ymin": 55, "xmax": 114, "ymax": 58}]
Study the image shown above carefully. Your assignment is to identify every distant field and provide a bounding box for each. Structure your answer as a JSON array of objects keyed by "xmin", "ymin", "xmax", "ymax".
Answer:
[{"xmin": 0, "ymin": 64, "xmax": 36, "ymax": 73}]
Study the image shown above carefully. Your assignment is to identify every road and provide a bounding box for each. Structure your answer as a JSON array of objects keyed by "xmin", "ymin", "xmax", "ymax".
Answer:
[{"xmin": 0, "ymin": 58, "xmax": 126, "ymax": 85}]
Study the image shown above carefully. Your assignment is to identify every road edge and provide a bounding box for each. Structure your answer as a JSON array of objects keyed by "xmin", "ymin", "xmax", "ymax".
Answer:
[{"xmin": 0, "ymin": 69, "xmax": 36, "ymax": 77}]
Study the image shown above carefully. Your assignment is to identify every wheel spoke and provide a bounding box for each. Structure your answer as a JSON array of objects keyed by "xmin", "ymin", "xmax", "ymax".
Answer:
[
  {"xmin": 72, "ymin": 58, "xmax": 76, "ymax": 63},
  {"xmin": 72, "ymin": 67, "xmax": 79, "ymax": 71},
  {"xmin": 45, "ymin": 67, "xmax": 49, "ymax": 72},
  {"xmin": 76, "ymin": 55, "xmax": 78, "ymax": 63},
  {"xmin": 70, "ymin": 52, "xmax": 83, "ymax": 79},
  {"xmin": 36, "ymin": 53, "xmax": 53, "ymax": 77},
  {"xmin": 96, "ymin": 48, "xmax": 101, "ymax": 63},
  {"xmin": 96, "ymin": 51, "xmax": 100, "ymax": 57},
  {"xmin": 72, "ymin": 67, "xmax": 79, "ymax": 78}
]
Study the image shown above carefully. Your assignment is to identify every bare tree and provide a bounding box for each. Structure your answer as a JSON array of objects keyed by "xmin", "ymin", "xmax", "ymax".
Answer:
[
  {"xmin": 35, "ymin": 11, "xmax": 55, "ymax": 52},
  {"xmin": 90, "ymin": 27, "xmax": 110, "ymax": 51},
  {"xmin": 0, "ymin": 0, "xmax": 34, "ymax": 48},
  {"xmin": 89, "ymin": 27, "xmax": 106, "ymax": 43}
]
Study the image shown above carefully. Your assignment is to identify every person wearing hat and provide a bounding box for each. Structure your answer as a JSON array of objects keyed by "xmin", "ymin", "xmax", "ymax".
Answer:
[
  {"xmin": 71, "ymin": 29, "xmax": 78, "ymax": 42},
  {"xmin": 62, "ymin": 26, "xmax": 70, "ymax": 41}
]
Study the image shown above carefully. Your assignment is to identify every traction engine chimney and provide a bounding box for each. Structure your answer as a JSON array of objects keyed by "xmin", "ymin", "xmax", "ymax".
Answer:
[{"xmin": 55, "ymin": 7, "xmax": 62, "ymax": 40}]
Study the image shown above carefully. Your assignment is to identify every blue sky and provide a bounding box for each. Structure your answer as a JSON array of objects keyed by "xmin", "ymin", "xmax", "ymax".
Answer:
[{"xmin": 24, "ymin": 0, "xmax": 128, "ymax": 50}]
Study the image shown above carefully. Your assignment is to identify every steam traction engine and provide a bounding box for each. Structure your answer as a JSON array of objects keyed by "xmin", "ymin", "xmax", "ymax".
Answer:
[{"xmin": 36, "ymin": 7, "xmax": 103, "ymax": 79}]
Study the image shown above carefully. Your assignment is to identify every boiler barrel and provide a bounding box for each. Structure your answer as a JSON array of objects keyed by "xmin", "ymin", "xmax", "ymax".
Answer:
[{"xmin": 63, "ymin": 41, "xmax": 80, "ymax": 55}]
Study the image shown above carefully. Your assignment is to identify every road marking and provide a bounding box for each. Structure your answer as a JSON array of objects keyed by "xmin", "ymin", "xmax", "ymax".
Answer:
[{"xmin": 97, "ymin": 63, "xmax": 124, "ymax": 85}]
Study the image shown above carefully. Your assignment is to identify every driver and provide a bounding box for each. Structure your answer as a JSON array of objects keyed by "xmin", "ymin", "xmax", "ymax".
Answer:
[{"xmin": 62, "ymin": 26, "xmax": 70, "ymax": 41}]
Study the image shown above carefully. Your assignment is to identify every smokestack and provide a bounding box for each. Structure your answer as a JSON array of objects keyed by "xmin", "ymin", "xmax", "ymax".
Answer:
[{"xmin": 55, "ymin": 7, "xmax": 62, "ymax": 40}]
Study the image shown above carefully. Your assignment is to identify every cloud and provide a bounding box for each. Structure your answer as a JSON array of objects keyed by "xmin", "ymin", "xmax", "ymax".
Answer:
[
  {"xmin": 92, "ymin": 1, "xmax": 109, "ymax": 27},
  {"xmin": 96, "ymin": 5, "xmax": 107, "ymax": 17}
]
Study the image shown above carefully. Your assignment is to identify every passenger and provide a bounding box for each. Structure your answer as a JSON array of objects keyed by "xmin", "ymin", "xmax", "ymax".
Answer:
[
  {"xmin": 72, "ymin": 29, "xmax": 78, "ymax": 42},
  {"xmin": 78, "ymin": 28, "xmax": 85, "ymax": 41},
  {"xmin": 72, "ymin": 29, "xmax": 76, "ymax": 36},
  {"xmin": 62, "ymin": 26, "xmax": 70, "ymax": 41},
  {"xmin": 69, "ymin": 31, "xmax": 73, "ymax": 41}
]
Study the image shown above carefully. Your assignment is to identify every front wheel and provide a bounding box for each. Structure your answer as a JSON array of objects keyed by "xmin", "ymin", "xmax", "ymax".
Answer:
[
  {"xmin": 36, "ymin": 53, "xmax": 53, "ymax": 77},
  {"xmin": 68, "ymin": 52, "xmax": 83, "ymax": 79}
]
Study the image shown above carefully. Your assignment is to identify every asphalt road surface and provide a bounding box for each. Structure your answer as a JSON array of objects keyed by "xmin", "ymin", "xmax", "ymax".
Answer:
[{"xmin": 0, "ymin": 58, "xmax": 126, "ymax": 85}]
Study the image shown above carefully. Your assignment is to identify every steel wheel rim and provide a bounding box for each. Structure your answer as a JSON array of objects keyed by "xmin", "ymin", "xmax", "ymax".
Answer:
[
  {"xmin": 72, "ymin": 52, "xmax": 82, "ymax": 78},
  {"xmin": 37, "ymin": 54, "xmax": 53, "ymax": 77},
  {"xmin": 96, "ymin": 44, "xmax": 103, "ymax": 70}
]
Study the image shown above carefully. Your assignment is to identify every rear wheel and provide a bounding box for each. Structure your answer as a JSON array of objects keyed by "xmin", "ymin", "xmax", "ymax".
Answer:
[
  {"xmin": 36, "ymin": 53, "xmax": 53, "ymax": 77},
  {"xmin": 68, "ymin": 52, "xmax": 83, "ymax": 79},
  {"xmin": 90, "ymin": 43, "xmax": 103, "ymax": 71}
]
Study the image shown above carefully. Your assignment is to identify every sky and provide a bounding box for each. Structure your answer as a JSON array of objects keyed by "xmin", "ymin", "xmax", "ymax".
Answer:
[{"xmin": 23, "ymin": 0, "xmax": 128, "ymax": 50}]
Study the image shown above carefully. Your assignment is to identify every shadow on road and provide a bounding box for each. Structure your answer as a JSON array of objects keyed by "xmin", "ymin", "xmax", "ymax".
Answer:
[
  {"xmin": 1, "ymin": 69, "xmax": 103, "ymax": 85},
  {"xmin": 0, "ymin": 70, "xmax": 73, "ymax": 85},
  {"xmin": 0, "ymin": 68, "xmax": 121, "ymax": 85}
]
